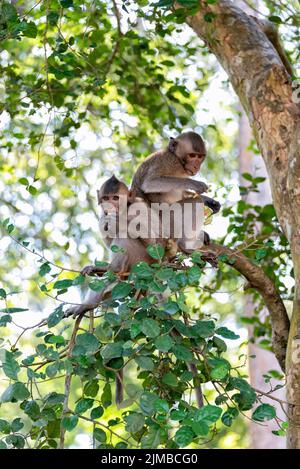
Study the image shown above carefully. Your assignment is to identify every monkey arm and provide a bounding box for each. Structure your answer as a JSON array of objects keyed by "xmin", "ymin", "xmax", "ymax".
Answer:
[{"xmin": 141, "ymin": 177, "xmax": 208, "ymax": 194}]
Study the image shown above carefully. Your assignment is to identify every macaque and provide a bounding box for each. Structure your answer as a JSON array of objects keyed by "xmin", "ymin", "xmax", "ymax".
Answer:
[
  {"xmin": 65, "ymin": 175, "xmax": 161, "ymax": 406},
  {"xmin": 65, "ymin": 175, "xmax": 157, "ymax": 319},
  {"xmin": 65, "ymin": 176, "xmax": 207, "ymax": 406},
  {"xmin": 131, "ymin": 131, "xmax": 221, "ymax": 214}
]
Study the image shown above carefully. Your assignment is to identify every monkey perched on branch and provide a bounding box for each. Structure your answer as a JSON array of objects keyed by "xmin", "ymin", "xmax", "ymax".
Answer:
[
  {"xmin": 65, "ymin": 175, "xmax": 159, "ymax": 319},
  {"xmin": 65, "ymin": 175, "xmax": 213, "ymax": 405},
  {"xmin": 131, "ymin": 131, "xmax": 221, "ymax": 214}
]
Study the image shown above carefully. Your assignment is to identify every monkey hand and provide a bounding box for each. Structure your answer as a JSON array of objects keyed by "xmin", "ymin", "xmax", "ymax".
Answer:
[{"xmin": 194, "ymin": 181, "xmax": 209, "ymax": 194}]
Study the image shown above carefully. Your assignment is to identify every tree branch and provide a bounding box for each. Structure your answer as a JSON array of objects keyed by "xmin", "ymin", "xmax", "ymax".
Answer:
[
  {"xmin": 175, "ymin": 0, "xmax": 300, "ymax": 242},
  {"xmin": 201, "ymin": 242, "xmax": 289, "ymax": 371}
]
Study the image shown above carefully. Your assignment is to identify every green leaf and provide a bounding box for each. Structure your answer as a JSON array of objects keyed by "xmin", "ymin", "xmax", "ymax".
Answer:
[
  {"xmin": 94, "ymin": 427, "xmax": 106, "ymax": 443},
  {"xmin": 11, "ymin": 418, "xmax": 24, "ymax": 432},
  {"xmin": 131, "ymin": 262, "xmax": 154, "ymax": 278},
  {"xmin": 60, "ymin": 0, "xmax": 74, "ymax": 7},
  {"xmin": 141, "ymin": 426, "xmax": 163, "ymax": 449},
  {"xmin": 140, "ymin": 392, "xmax": 159, "ymax": 415},
  {"xmin": 178, "ymin": 0, "xmax": 199, "ymax": 6},
  {"xmin": 1, "ymin": 382, "xmax": 30, "ymax": 402},
  {"xmin": 268, "ymin": 15, "xmax": 282, "ymax": 24},
  {"xmin": 154, "ymin": 335, "xmax": 173, "ymax": 352},
  {"xmin": 0, "ymin": 288, "xmax": 6, "ymax": 299},
  {"xmin": 84, "ymin": 380, "xmax": 99, "ymax": 398},
  {"xmin": 0, "ymin": 315, "xmax": 12, "ymax": 327},
  {"xmin": 162, "ymin": 300, "xmax": 179, "ymax": 315},
  {"xmin": 0, "ymin": 419, "xmax": 10, "ymax": 433},
  {"xmin": 187, "ymin": 265, "xmax": 202, "ymax": 283},
  {"xmin": 45, "ymin": 362, "xmax": 59, "ymax": 378},
  {"xmin": 208, "ymin": 357, "xmax": 231, "ymax": 380},
  {"xmin": 125, "ymin": 412, "xmax": 145, "ymax": 433},
  {"xmin": 53, "ymin": 279, "xmax": 73, "ymax": 290},
  {"xmin": 154, "ymin": 399, "xmax": 169, "ymax": 414},
  {"xmin": 162, "ymin": 372, "xmax": 178, "ymax": 387},
  {"xmin": 2, "ymin": 352, "xmax": 20, "ymax": 380},
  {"xmin": 195, "ymin": 405, "xmax": 222, "ymax": 425},
  {"xmin": 0, "ymin": 308, "xmax": 28, "ymax": 314},
  {"xmin": 193, "ymin": 320, "xmax": 215, "ymax": 338},
  {"xmin": 216, "ymin": 327, "xmax": 239, "ymax": 340},
  {"xmin": 252, "ymin": 404, "xmax": 276, "ymax": 422},
  {"xmin": 47, "ymin": 305, "xmax": 64, "ymax": 328},
  {"xmin": 204, "ymin": 12, "xmax": 216, "ymax": 22},
  {"xmin": 101, "ymin": 383, "xmax": 112, "ymax": 408},
  {"xmin": 19, "ymin": 177, "xmax": 29, "ymax": 185},
  {"xmin": 221, "ymin": 407, "xmax": 239, "ymax": 427},
  {"xmin": 61, "ymin": 415, "xmax": 78, "ymax": 431},
  {"xmin": 173, "ymin": 344, "xmax": 193, "ymax": 361},
  {"xmin": 155, "ymin": 0, "xmax": 174, "ymax": 8},
  {"xmin": 174, "ymin": 426, "xmax": 194, "ymax": 447},
  {"xmin": 135, "ymin": 356, "xmax": 154, "ymax": 371},
  {"xmin": 141, "ymin": 318, "xmax": 161, "ymax": 338},
  {"xmin": 146, "ymin": 244, "xmax": 165, "ymax": 260},
  {"xmin": 90, "ymin": 406, "xmax": 104, "ymax": 420},
  {"xmin": 88, "ymin": 279, "xmax": 106, "ymax": 291},
  {"xmin": 111, "ymin": 282, "xmax": 132, "ymax": 299},
  {"xmin": 28, "ymin": 185, "xmax": 38, "ymax": 196},
  {"xmin": 74, "ymin": 398, "xmax": 94, "ymax": 414},
  {"xmin": 101, "ymin": 342, "xmax": 123, "ymax": 362},
  {"xmin": 22, "ymin": 21, "xmax": 38, "ymax": 38},
  {"xmin": 39, "ymin": 262, "xmax": 51, "ymax": 276},
  {"xmin": 24, "ymin": 400, "xmax": 40, "ymax": 420},
  {"xmin": 75, "ymin": 333, "xmax": 99, "ymax": 355},
  {"xmin": 191, "ymin": 421, "xmax": 209, "ymax": 436}
]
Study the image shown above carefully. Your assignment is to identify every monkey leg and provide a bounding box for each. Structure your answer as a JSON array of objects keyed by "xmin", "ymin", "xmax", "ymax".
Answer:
[
  {"xmin": 115, "ymin": 369, "xmax": 124, "ymax": 406},
  {"xmin": 170, "ymin": 329, "xmax": 203, "ymax": 408},
  {"xmin": 188, "ymin": 363, "xmax": 204, "ymax": 408},
  {"xmin": 64, "ymin": 302, "xmax": 99, "ymax": 319},
  {"xmin": 81, "ymin": 265, "xmax": 108, "ymax": 276}
]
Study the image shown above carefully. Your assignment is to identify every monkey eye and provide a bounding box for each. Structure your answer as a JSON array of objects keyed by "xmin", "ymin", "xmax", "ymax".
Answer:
[
  {"xmin": 187, "ymin": 153, "xmax": 201, "ymax": 159},
  {"xmin": 102, "ymin": 196, "xmax": 109, "ymax": 201},
  {"xmin": 112, "ymin": 195, "xmax": 120, "ymax": 201}
]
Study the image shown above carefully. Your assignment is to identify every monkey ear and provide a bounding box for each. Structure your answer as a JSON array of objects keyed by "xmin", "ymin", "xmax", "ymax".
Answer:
[
  {"xmin": 128, "ymin": 189, "xmax": 136, "ymax": 203},
  {"xmin": 168, "ymin": 137, "xmax": 178, "ymax": 154}
]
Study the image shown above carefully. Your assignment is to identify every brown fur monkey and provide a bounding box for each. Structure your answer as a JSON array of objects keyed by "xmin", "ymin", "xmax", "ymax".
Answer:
[
  {"xmin": 131, "ymin": 131, "xmax": 221, "ymax": 214},
  {"xmin": 65, "ymin": 175, "xmax": 157, "ymax": 319},
  {"xmin": 65, "ymin": 176, "xmax": 160, "ymax": 406}
]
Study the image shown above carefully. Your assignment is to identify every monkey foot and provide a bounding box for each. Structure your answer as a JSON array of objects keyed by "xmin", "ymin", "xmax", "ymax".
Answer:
[{"xmin": 201, "ymin": 252, "xmax": 218, "ymax": 268}]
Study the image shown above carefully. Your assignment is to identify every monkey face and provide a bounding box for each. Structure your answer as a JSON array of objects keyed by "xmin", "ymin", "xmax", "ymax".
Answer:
[
  {"xmin": 99, "ymin": 194, "xmax": 128, "ymax": 216},
  {"xmin": 184, "ymin": 152, "xmax": 206, "ymax": 176},
  {"xmin": 169, "ymin": 136, "xmax": 206, "ymax": 175}
]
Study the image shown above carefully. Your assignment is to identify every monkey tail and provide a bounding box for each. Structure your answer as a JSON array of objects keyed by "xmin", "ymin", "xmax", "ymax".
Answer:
[
  {"xmin": 115, "ymin": 369, "xmax": 124, "ymax": 406},
  {"xmin": 188, "ymin": 363, "xmax": 204, "ymax": 408}
]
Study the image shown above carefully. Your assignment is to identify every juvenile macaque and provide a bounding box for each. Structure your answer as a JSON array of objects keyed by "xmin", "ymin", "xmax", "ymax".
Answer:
[
  {"xmin": 131, "ymin": 131, "xmax": 220, "ymax": 214},
  {"xmin": 65, "ymin": 176, "xmax": 160, "ymax": 406},
  {"xmin": 65, "ymin": 175, "xmax": 156, "ymax": 318}
]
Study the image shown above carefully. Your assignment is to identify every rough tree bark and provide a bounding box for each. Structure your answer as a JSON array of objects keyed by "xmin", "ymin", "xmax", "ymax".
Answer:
[
  {"xmin": 174, "ymin": 0, "xmax": 300, "ymax": 447},
  {"xmin": 238, "ymin": 109, "xmax": 286, "ymax": 449}
]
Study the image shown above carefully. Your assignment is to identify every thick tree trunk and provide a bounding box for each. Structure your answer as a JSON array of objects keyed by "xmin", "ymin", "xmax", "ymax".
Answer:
[
  {"xmin": 175, "ymin": 0, "xmax": 300, "ymax": 447},
  {"xmin": 286, "ymin": 271, "xmax": 300, "ymax": 448},
  {"xmin": 238, "ymin": 110, "xmax": 286, "ymax": 449}
]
